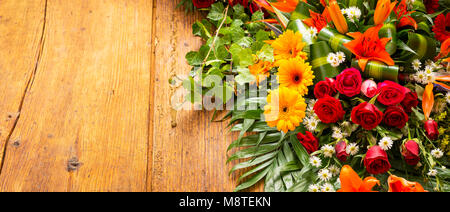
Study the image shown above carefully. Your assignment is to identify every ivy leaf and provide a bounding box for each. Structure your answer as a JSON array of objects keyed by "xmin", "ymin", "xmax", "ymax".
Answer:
[{"xmin": 207, "ymin": 3, "xmax": 225, "ymax": 23}]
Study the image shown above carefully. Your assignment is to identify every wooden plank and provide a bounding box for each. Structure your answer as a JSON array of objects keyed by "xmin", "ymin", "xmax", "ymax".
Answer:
[
  {"xmin": 149, "ymin": 0, "xmax": 263, "ymax": 192},
  {"xmin": 0, "ymin": 0, "xmax": 46, "ymax": 169},
  {"xmin": 0, "ymin": 0, "xmax": 153, "ymax": 192}
]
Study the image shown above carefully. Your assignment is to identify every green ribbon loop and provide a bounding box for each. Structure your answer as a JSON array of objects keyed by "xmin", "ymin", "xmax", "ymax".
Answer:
[
  {"xmin": 352, "ymin": 60, "xmax": 399, "ymax": 82},
  {"xmin": 310, "ymin": 41, "xmax": 340, "ymax": 83},
  {"xmin": 318, "ymin": 27, "xmax": 353, "ymax": 58}
]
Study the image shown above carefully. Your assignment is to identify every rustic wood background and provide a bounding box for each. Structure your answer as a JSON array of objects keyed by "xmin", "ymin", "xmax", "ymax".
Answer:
[{"xmin": 0, "ymin": 0, "xmax": 262, "ymax": 192}]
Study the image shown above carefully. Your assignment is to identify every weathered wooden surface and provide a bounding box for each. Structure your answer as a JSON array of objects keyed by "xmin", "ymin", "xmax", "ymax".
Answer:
[{"xmin": 0, "ymin": 0, "xmax": 262, "ymax": 192}]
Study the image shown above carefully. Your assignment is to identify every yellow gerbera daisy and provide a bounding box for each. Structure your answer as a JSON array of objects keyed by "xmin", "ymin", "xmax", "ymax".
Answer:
[
  {"xmin": 249, "ymin": 60, "xmax": 273, "ymax": 86},
  {"xmin": 277, "ymin": 57, "xmax": 315, "ymax": 95},
  {"xmin": 264, "ymin": 87, "xmax": 307, "ymax": 133},
  {"xmin": 270, "ymin": 30, "xmax": 307, "ymax": 62}
]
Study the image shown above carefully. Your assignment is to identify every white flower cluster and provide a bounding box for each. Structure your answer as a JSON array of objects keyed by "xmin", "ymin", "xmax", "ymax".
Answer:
[
  {"xmin": 303, "ymin": 99, "xmax": 320, "ymax": 132},
  {"xmin": 341, "ymin": 7, "xmax": 361, "ymax": 22},
  {"xmin": 346, "ymin": 143, "xmax": 359, "ymax": 156},
  {"xmin": 321, "ymin": 144, "xmax": 335, "ymax": 158},
  {"xmin": 412, "ymin": 59, "xmax": 444, "ymax": 84},
  {"xmin": 308, "ymin": 183, "xmax": 335, "ymax": 192},
  {"xmin": 327, "ymin": 52, "xmax": 346, "ymax": 67},
  {"xmin": 431, "ymin": 148, "xmax": 444, "ymax": 159}
]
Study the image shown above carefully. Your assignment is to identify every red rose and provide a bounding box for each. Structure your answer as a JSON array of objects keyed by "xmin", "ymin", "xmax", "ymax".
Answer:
[
  {"xmin": 351, "ymin": 102, "xmax": 384, "ymax": 130},
  {"xmin": 383, "ymin": 106, "xmax": 409, "ymax": 129},
  {"xmin": 297, "ymin": 131, "xmax": 319, "ymax": 154},
  {"xmin": 425, "ymin": 120, "xmax": 439, "ymax": 140},
  {"xmin": 334, "ymin": 68, "xmax": 362, "ymax": 97},
  {"xmin": 313, "ymin": 96, "xmax": 345, "ymax": 123},
  {"xmin": 335, "ymin": 141, "xmax": 349, "ymax": 162},
  {"xmin": 401, "ymin": 91, "xmax": 419, "ymax": 113},
  {"xmin": 193, "ymin": 0, "xmax": 215, "ymax": 8},
  {"xmin": 402, "ymin": 140, "xmax": 420, "ymax": 166},
  {"xmin": 364, "ymin": 146, "xmax": 391, "ymax": 175},
  {"xmin": 228, "ymin": 0, "xmax": 249, "ymax": 7},
  {"xmin": 314, "ymin": 78, "xmax": 337, "ymax": 99},
  {"xmin": 377, "ymin": 81, "xmax": 408, "ymax": 106}
]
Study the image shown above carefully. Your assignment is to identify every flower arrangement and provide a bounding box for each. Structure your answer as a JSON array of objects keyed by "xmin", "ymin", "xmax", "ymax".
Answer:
[{"xmin": 178, "ymin": 0, "xmax": 450, "ymax": 192}]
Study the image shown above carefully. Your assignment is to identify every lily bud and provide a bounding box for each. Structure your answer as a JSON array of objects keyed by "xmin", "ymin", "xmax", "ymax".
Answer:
[
  {"xmin": 424, "ymin": 120, "xmax": 439, "ymax": 141},
  {"xmin": 327, "ymin": 0, "xmax": 348, "ymax": 34},
  {"xmin": 374, "ymin": 0, "xmax": 397, "ymax": 26},
  {"xmin": 361, "ymin": 79, "xmax": 378, "ymax": 98}
]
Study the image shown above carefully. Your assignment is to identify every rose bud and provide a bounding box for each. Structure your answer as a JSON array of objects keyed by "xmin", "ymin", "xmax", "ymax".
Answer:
[
  {"xmin": 424, "ymin": 120, "xmax": 439, "ymax": 140},
  {"xmin": 313, "ymin": 96, "xmax": 345, "ymax": 124},
  {"xmin": 351, "ymin": 102, "xmax": 384, "ymax": 130},
  {"xmin": 361, "ymin": 79, "xmax": 378, "ymax": 98},
  {"xmin": 314, "ymin": 78, "xmax": 337, "ymax": 99},
  {"xmin": 228, "ymin": 0, "xmax": 249, "ymax": 8},
  {"xmin": 401, "ymin": 140, "xmax": 420, "ymax": 166},
  {"xmin": 334, "ymin": 68, "xmax": 362, "ymax": 97},
  {"xmin": 401, "ymin": 91, "xmax": 419, "ymax": 113},
  {"xmin": 383, "ymin": 106, "xmax": 409, "ymax": 129},
  {"xmin": 335, "ymin": 141, "xmax": 349, "ymax": 162},
  {"xmin": 297, "ymin": 131, "xmax": 319, "ymax": 154},
  {"xmin": 364, "ymin": 146, "xmax": 391, "ymax": 175},
  {"xmin": 377, "ymin": 81, "xmax": 408, "ymax": 106},
  {"xmin": 192, "ymin": 0, "xmax": 215, "ymax": 8}
]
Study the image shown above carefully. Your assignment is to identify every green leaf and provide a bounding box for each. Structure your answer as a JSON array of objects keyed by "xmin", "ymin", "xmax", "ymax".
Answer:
[
  {"xmin": 238, "ymin": 159, "xmax": 275, "ymax": 182},
  {"xmin": 234, "ymin": 166, "xmax": 271, "ymax": 192},
  {"xmin": 227, "ymin": 132, "xmax": 281, "ymax": 151},
  {"xmin": 207, "ymin": 3, "xmax": 225, "ymax": 22},
  {"xmin": 229, "ymin": 151, "xmax": 278, "ymax": 174},
  {"xmin": 290, "ymin": 135, "xmax": 309, "ymax": 166},
  {"xmin": 235, "ymin": 67, "xmax": 256, "ymax": 85},
  {"xmin": 227, "ymin": 142, "xmax": 279, "ymax": 162}
]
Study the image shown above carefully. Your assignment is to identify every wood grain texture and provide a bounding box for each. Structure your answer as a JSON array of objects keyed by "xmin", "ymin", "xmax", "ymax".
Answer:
[
  {"xmin": 0, "ymin": 0, "xmax": 46, "ymax": 169},
  {"xmin": 149, "ymin": 0, "xmax": 263, "ymax": 192},
  {"xmin": 0, "ymin": 0, "xmax": 264, "ymax": 192},
  {"xmin": 0, "ymin": 0, "xmax": 153, "ymax": 192}
]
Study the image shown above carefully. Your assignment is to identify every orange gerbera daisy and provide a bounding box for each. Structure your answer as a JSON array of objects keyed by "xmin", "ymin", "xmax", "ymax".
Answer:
[
  {"xmin": 264, "ymin": 87, "xmax": 307, "ymax": 133},
  {"xmin": 303, "ymin": 9, "xmax": 331, "ymax": 32},
  {"xmin": 249, "ymin": 60, "xmax": 273, "ymax": 86},
  {"xmin": 277, "ymin": 57, "xmax": 314, "ymax": 95},
  {"xmin": 338, "ymin": 165, "xmax": 380, "ymax": 192},
  {"xmin": 270, "ymin": 30, "xmax": 307, "ymax": 62},
  {"xmin": 388, "ymin": 175, "xmax": 427, "ymax": 192},
  {"xmin": 344, "ymin": 25, "xmax": 395, "ymax": 71}
]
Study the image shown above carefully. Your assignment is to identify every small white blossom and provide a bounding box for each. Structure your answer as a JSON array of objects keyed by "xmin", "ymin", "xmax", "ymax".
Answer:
[
  {"xmin": 425, "ymin": 65, "xmax": 434, "ymax": 74},
  {"xmin": 427, "ymin": 169, "xmax": 438, "ymax": 177},
  {"xmin": 431, "ymin": 148, "xmax": 444, "ymax": 159},
  {"xmin": 310, "ymin": 156, "xmax": 322, "ymax": 168},
  {"xmin": 346, "ymin": 143, "xmax": 359, "ymax": 156},
  {"xmin": 329, "ymin": 165, "xmax": 340, "ymax": 177},
  {"xmin": 332, "ymin": 127, "xmax": 344, "ymax": 140},
  {"xmin": 445, "ymin": 93, "xmax": 450, "ymax": 105},
  {"xmin": 321, "ymin": 183, "xmax": 335, "ymax": 192},
  {"xmin": 425, "ymin": 73, "xmax": 435, "ymax": 84},
  {"xmin": 304, "ymin": 116, "xmax": 319, "ymax": 132},
  {"xmin": 378, "ymin": 137, "xmax": 394, "ymax": 151},
  {"xmin": 318, "ymin": 169, "xmax": 332, "ymax": 181},
  {"xmin": 308, "ymin": 184, "xmax": 321, "ymax": 192},
  {"xmin": 425, "ymin": 59, "xmax": 434, "ymax": 67},
  {"xmin": 321, "ymin": 144, "xmax": 335, "ymax": 158},
  {"xmin": 414, "ymin": 71, "xmax": 426, "ymax": 84},
  {"xmin": 336, "ymin": 51, "xmax": 346, "ymax": 63},
  {"xmin": 327, "ymin": 53, "xmax": 336, "ymax": 64},
  {"xmin": 345, "ymin": 6, "xmax": 361, "ymax": 21},
  {"xmin": 309, "ymin": 27, "xmax": 318, "ymax": 38},
  {"xmin": 412, "ymin": 59, "xmax": 421, "ymax": 71}
]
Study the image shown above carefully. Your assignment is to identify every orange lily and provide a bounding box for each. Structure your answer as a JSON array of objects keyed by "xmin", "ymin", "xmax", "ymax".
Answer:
[
  {"xmin": 303, "ymin": 9, "xmax": 331, "ymax": 32},
  {"xmin": 436, "ymin": 38, "xmax": 450, "ymax": 60},
  {"xmin": 395, "ymin": 0, "xmax": 417, "ymax": 29},
  {"xmin": 388, "ymin": 175, "xmax": 427, "ymax": 192},
  {"xmin": 253, "ymin": 0, "xmax": 275, "ymax": 13},
  {"xmin": 374, "ymin": 0, "xmax": 397, "ymax": 26},
  {"xmin": 327, "ymin": 0, "xmax": 348, "ymax": 34},
  {"xmin": 271, "ymin": 0, "xmax": 304, "ymax": 13},
  {"xmin": 338, "ymin": 165, "xmax": 380, "ymax": 192},
  {"xmin": 423, "ymin": 83, "xmax": 434, "ymax": 121},
  {"xmin": 344, "ymin": 25, "xmax": 395, "ymax": 71}
]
